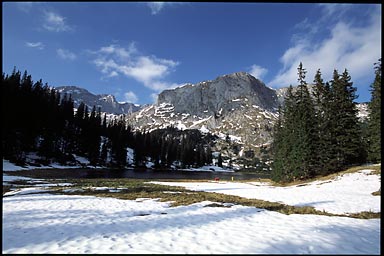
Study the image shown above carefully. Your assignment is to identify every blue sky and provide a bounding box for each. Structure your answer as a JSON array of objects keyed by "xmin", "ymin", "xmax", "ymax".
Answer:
[{"xmin": 2, "ymin": 2, "xmax": 381, "ymax": 104}]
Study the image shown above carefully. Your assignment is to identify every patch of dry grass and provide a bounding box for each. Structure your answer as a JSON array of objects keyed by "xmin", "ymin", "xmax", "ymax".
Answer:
[
  {"xmin": 348, "ymin": 211, "xmax": 381, "ymax": 219},
  {"xmin": 4, "ymin": 164, "xmax": 380, "ymax": 219},
  {"xmin": 372, "ymin": 190, "xmax": 381, "ymax": 196},
  {"xmin": 3, "ymin": 185, "xmax": 12, "ymax": 195},
  {"xmin": 270, "ymin": 164, "xmax": 381, "ymax": 187},
  {"xmin": 49, "ymin": 178, "xmax": 378, "ymax": 219}
]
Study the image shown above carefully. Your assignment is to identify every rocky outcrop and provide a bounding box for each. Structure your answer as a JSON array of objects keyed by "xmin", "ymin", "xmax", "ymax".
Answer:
[{"xmin": 156, "ymin": 72, "xmax": 279, "ymax": 117}]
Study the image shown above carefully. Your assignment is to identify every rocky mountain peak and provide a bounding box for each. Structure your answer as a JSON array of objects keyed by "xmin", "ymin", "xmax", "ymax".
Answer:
[
  {"xmin": 221, "ymin": 71, "xmax": 255, "ymax": 81},
  {"xmin": 156, "ymin": 72, "xmax": 278, "ymax": 117},
  {"xmin": 99, "ymin": 94, "xmax": 117, "ymax": 103}
]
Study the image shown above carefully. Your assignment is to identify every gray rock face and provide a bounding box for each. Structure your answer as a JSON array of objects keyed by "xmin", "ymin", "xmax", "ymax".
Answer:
[
  {"xmin": 55, "ymin": 86, "xmax": 142, "ymax": 115},
  {"xmin": 157, "ymin": 72, "xmax": 279, "ymax": 117}
]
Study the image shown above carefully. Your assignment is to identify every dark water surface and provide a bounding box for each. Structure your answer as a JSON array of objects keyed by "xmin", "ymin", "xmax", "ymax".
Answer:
[
  {"xmin": 39, "ymin": 168, "xmax": 270, "ymax": 181},
  {"xmin": 87, "ymin": 169, "xmax": 270, "ymax": 180}
]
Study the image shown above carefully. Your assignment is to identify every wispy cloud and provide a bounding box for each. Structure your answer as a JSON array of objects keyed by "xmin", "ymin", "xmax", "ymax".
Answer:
[
  {"xmin": 90, "ymin": 43, "xmax": 180, "ymax": 92},
  {"xmin": 57, "ymin": 48, "xmax": 77, "ymax": 61},
  {"xmin": 318, "ymin": 3, "xmax": 354, "ymax": 20},
  {"xmin": 150, "ymin": 93, "xmax": 160, "ymax": 103},
  {"xmin": 16, "ymin": 2, "xmax": 34, "ymax": 13},
  {"xmin": 25, "ymin": 41, "xmax": 44, "ymax": 50},
  {"xmin": 124, "ymin": 91, "xmax": 139, "ymax": 103},
  {"xmin": 146, "ymin": 2, "xmax": 186, "ymax": 15},
  {"xmin": 43, "ymin": 11, "xmax": 72, "ymax": 32},
  {"xmin": 269, "ymin": 4, "xmax": 381, "ymax": 88},
  {"xmin": 147, "ymin": 2, "xmax": 166, "ymax": 15},
  {"xmin": 248, "ymin": 64, "xmax": 268, "ymax": 80}
]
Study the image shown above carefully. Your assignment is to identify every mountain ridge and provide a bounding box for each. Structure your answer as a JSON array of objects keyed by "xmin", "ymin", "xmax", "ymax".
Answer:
[{"xmin": 55, "ymin": 85, "xmax": 143, "ymax": 115}]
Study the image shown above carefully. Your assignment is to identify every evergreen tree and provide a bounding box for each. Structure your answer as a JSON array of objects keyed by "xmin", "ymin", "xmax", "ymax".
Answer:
[
  {"xmin": 217, "ymin": 153, "xmax": 223, "ymax": 168},
  {"xmin": 293, "ymin": 62, "xmax": 317, "ymax": 178},
  {"xmin": 271, "ymin": 87, "xmax": 297, "ymax": 182},
  {"xmin": 86, "ymin": 106, "xmax": 102, "ymax": 166},
  {"xmin": 133, "ymin": 131, "xmax": 145, "ymax": 168},
  {"xmin": 367, "ymin": 59, "xmax": 381, "ymax": 163},
  {"xmin": 109, "ymin": 117, "xmax": 128, "ymax": 168},
  {"xmin": 312, "ymin": 70, "xmax": 335, "ymax": 175},
  {"xmin": 272, "ymin": 63, "xmax": 317, "ymax": 182},
  {"xmin": 330, "ymin": 69, "xmax": 363, "ymax": 168},
  {"xmin": 271, "ymin": 106, "xmax": 285, "ymax": 181}
]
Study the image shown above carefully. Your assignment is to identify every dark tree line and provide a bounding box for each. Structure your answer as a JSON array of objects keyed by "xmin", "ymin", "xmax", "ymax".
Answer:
[
  {"xmin": 2, "ymin": 68, "xmax": 214, "ymax": 169},
  {"xmin": 2, "ymin": 68, "xmax": 75, "ymax": 165},
  {"xmin": 133, "ymin": 127, "xmax": 214, "ymax": 169},
  {"xmin": 271, "ymin": 61, "xmax": 381, "ymax": 182}
]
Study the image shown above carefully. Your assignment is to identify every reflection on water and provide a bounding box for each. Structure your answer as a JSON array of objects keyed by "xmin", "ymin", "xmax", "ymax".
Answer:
[{"xmin": 78, "ymin": 168, "xmax": 270, "ymax": 181}]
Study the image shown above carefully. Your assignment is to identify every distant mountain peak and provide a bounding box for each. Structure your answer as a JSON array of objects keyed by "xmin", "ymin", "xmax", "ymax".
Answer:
[{"xmin": 55, "ymin": 85, "xmax": 142, "ymax": 115}]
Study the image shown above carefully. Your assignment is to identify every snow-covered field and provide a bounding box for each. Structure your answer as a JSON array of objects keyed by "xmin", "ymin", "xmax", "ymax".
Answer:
[
  {"xmin": 152, "ymin": 169, "xmax": 381, "ymax": 215},
  {"xmin": 2, "ymin": 161, "xmax": 381, "ymax": 254}
]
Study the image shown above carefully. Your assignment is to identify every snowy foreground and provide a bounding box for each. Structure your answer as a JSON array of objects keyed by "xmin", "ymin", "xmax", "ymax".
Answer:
[{"xmin": 2, "ymin": 163, "xmax": 381, "ymax": 254}]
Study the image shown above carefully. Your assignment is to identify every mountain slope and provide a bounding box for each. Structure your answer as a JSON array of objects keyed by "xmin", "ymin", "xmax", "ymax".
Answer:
[{"xmin": 157, "ymin": 72, "xmax": 279, "ymax": 116}]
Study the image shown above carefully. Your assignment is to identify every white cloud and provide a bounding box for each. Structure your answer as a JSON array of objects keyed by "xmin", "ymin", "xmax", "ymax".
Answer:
[
  {"xmin": 99, "ymin": 43, "xmax": 136, "ymax": 59},
  {"xmin": 119, "ymin": 56, "xmax": 178, "ymax": 85},
  {"xmin": 249, "ymin": 64, "xmax": 268, "ymax": 80},
  {"xmin": 269, "ymin": 5, "xmax": 381, "ymax": 88},
  {"xmin": 108, "ymin": 71, "xmax": 119, "ymax": 78},
  {"xmin": 124, "ymin": 91, "xmax": 139, "ymax": 103},
  {"xmin": 147, "ymin": 2, "xmax": 166, "ymax": 15},
  {"xmin": 150, "ymin": 81, "xmax": 182, "ymax": 91},
  {"xmin": 91, "ymin": 43, "xmax": 180, "ymax": 92},
  {"xmin": 25, "ymin": 41, "xmax": 44, "ymax": 50},
  {"xmin": 146, "ymin": 2, "xmax": 186, "ymax": 15},
  {"xmin": 43, "ymin": 11, "xmax": 72, "ymax": 32},
  {"xmin": 57, "ymin": 48, "xmax": 77, "ymax": 61}
]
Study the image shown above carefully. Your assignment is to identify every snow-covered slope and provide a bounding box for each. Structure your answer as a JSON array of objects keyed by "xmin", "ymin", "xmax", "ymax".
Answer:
[{"xmin": 152, "ymin": 168, "xmax": 380, "ymax": 214}]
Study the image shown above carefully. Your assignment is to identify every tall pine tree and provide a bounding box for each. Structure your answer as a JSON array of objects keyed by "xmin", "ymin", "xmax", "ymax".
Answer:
[
  {"xmin": 312, "ymin": 70, "xmax": 335, "ymax": 175},
  {"xmin": 330, "ymin": 69, "xmax": 363, "ymax": 168},
  {"xmin": 292, "ymin": 62, "xmax": 317, "ymax": 178},
  {"xmin": 367, "ymin": 59, "xmax": 381, "ymax": 163}
]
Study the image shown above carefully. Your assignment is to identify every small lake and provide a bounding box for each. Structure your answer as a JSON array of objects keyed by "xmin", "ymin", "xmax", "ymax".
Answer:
[
  {"xmin": 84, "ymin": 169, "xmax": 271, "ymax": 180},
  {"xmin": 29, "ymin": 168, "xmax": 271, "ymax": 181}
]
